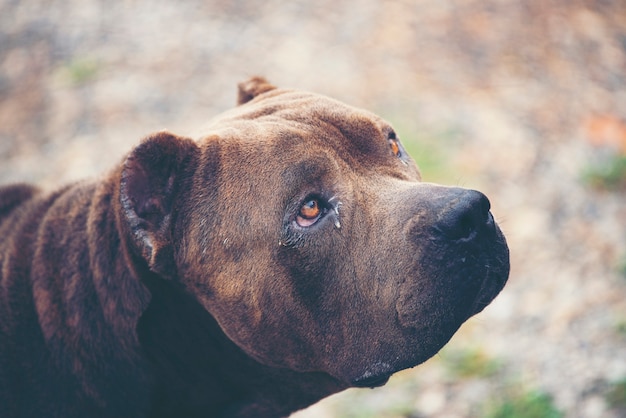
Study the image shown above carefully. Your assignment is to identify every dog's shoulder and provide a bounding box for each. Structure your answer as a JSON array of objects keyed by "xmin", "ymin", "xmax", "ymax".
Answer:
[{"xmin": 0, "ymin": 183, "xmax": 40, "ymax": 223}]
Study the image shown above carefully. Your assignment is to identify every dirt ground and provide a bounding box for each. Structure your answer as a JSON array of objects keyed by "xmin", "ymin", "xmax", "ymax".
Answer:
[{"xmin": 1, "ymin": 1, "xmax": 626, "ymax": 417}]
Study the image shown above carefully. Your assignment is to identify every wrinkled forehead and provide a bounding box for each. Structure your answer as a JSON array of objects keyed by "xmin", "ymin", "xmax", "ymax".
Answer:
[
  {"xmin": 219, "ymin": 88, "xmax": 389, "ymax": 127},
  {"xmin": 202, "ymin": 88, "xmax": 397, "ymax": 166}
]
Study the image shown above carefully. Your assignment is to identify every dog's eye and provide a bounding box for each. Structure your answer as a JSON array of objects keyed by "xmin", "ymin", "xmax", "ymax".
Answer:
[
  {"xmin": 388, "ymin": 131, "xmax": 402, "ymax": 158},
  {"xmin": 296, "ymin": 198, "xmax": 324, "ymax": 227},
  {"xmin": 389, "ymin": 138, "xmax": 401, "ymax": 157}
]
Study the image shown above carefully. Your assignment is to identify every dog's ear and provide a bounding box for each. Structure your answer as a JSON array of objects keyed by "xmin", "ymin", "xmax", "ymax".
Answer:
[
  {"xmin": 237, "ymin": 76, "xmax": 276, "ymax": 105},
  {"xmin": 120, "ymin": 131, "xmax": 198, "ymax": 277}
]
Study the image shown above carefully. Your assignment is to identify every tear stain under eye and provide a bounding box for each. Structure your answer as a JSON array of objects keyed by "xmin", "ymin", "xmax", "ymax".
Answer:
[
  {"xmin": 329, "ymin": 196, "xmax": 342, "ymax": 229},
  {"xmin": 278, "ymin": 197, "xmax": 343, "ymax": 247}
]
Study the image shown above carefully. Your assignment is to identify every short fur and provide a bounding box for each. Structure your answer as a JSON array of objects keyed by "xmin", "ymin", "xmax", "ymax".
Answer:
[{"xmin": 0, "ymin": 78, "xmax": 509, "ymax": 417}]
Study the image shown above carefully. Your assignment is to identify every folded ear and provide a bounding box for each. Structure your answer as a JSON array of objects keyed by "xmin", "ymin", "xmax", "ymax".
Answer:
[
  {"xmin": 120, "ymin": 131, "xmax": 198, "ymax": 277},
  {"xmin": 237, "ymin": 76, "xmax": 277, "ymax": 105}
]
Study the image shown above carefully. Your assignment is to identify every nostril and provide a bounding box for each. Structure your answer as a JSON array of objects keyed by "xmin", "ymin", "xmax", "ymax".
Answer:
[{"xmin": 434, "ymin": 190, "xmax": 492, "ymax": 242}]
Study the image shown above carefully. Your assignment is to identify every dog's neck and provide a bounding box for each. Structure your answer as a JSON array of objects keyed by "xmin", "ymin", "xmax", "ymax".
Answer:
[
  {"xmin": 2, "ymin": 172, "xmax": 344, "ymax": 417},
  {"xmin": 136, "ymin": 273, "xmax": 345, "ymax": 417}
]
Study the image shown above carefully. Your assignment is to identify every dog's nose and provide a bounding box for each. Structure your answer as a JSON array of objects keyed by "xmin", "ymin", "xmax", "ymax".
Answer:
[{"xmin": 434, "ymin": 189, "xmax": 494, "ymax": 242}]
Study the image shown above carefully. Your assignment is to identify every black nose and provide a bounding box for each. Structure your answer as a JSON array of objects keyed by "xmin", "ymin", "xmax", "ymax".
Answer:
[{"xmin": 434, "ymin": 189, "xmax": 494, "ymax": 242}]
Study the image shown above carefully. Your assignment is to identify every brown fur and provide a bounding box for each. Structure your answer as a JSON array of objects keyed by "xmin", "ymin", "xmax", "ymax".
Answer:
[{"xmin": 0, "ymin": 78, "xmax": 509, "ymax": 417}]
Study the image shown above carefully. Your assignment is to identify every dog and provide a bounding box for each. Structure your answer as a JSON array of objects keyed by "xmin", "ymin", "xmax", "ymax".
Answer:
[{"xmin": 0, "ymin": 77, "xmax": 509, "ymax": 417}]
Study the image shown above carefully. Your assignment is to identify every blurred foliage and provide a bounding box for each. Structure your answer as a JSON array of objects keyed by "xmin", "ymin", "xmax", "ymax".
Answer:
[
  {"xmin": 59, "ymin": 57, "xmax": 100, "ymax": 86},
  {"xmin": 326, "ymin": 390, "xmax": 413, "ymax": 418},
  {"xmin": 324, "ymin": 371, "xmax": 421, "ymax": 418},
  {"xmin": 331, "ymin": 396, "xmax": 414, "ymax": 418},
  {"xmin": 484, "ymin": 389, "xmax": 563, "ymax": 418},
  {"xmin": 582, "ymin": 155, "xmax": 626, "ymax": 191},
  {"xmin": 390, "ymin": 118, "xmax": 460, "ymax": 184},
  {"xmin": 440, "ymin": 347, "xmax": 501, "ymax": 379},
  {"xmin": 618, "ymin": 257, "xmax": 626, "ymax": 279},
  {"xmin": 606, "ymin": 377, "xmax": 626, "ymax": 411},
  {"xmin": 616, "ymin": 319, "xmax": 626, "ymax": 338},
  {"xmin": 404, "ymin": 139, "xmax": 450, "ymax": 182}
]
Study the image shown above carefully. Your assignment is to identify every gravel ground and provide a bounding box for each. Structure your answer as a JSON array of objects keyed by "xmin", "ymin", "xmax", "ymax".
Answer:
[{"xmin": 1, "ymin": 1, "xmax": 626, "ymax": 417}]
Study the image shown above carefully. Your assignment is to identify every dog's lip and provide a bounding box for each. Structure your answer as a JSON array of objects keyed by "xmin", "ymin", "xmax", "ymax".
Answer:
[
  {"xmin": 350, "ymin": 361, "xmax": 394, "ymax": 388},
  {"xmin": 352, "ymin": 373, "xmax": 391, "ymax": 388},
  {"xmin": 467, "ymin": 265, "xmax": 509, "ymax": 317}
]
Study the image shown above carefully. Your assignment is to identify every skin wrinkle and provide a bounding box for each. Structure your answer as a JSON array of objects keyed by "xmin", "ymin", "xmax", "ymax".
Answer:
[
  {"xmin": 202, "ymin": 83, "xmax": 494, "ymax": 384},
  {"xmin": 0, "ymin": 78, "xmax": 508, "ymax": 417}
]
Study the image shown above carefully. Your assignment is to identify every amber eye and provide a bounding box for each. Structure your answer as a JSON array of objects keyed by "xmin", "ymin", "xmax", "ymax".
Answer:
[
  {"xmin": 389, "ymin": 138, "xmax": 401, "ymax": 157},
  {"xmin": 296, "ymin": 199, "xmax": 323, "ymax": 227}
]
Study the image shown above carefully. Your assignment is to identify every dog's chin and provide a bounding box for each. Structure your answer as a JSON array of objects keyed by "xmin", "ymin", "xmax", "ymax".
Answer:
[
  {"xmin": 352, "ymin": 374, "xmax": 391, "ymax": 388},
  {"xmin": 349, "ymin": 350, "xmax": 433, "ymax": 389},
  {"xmin": 466, "ymin": 261, "xmax": 510, "ymax": 319},
  {"xmin": 351, "ymin": 362, "xmax": 394, "ymax": 388},
  {"xmin": 349, "ymin": 353, "xmax": 437, "ymax": 389}
]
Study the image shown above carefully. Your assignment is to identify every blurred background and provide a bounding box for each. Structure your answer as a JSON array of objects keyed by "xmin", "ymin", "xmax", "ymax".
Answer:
[{"xmin": 1, "ymin": 0, "xmax": 625, "ymax": 416}]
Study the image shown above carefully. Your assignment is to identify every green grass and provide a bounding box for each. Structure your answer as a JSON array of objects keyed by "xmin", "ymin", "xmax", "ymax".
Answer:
[
  {"xmin": 583, "ymin": 155, "xmax": 626, "ymax": 191},
  {"xmin": 440, "ymin": 347, "xmax": 501, "ymax": 379},
  {"xmin": 403, "ymin": 138, "xmax": 451, "ymax": 182},
  {"xmin": 333, "ymin": 402, "xmax": 414, "ymax": 418},
  {"xmin": 59, "ymin": 57, "xmax": 100, "ymax": 86},
  {"xmin": 485, "ymin": 389, "xmax": 563, "ymax": 418},
  {"xmin": 328, "ymin": 388, "xmax": 414, "ymax": 418},
  {"xmin": 616, "ymin": 319, "xmax": 626, "ymax": 338},
  {"xmin": 606, "ymin": 377, "xmax": 626, "ymax": 410},
  {"xmin": 388, "ymin": 118, "xmax": 460, "ymax": 184},
  {"xmin": 619, "ymin": 257, "xmax": 626, "ymax": 279}
]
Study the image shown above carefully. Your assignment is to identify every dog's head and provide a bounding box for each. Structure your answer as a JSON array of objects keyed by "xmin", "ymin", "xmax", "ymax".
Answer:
[{"xmin": 119, "ymin": 78, "xmax": 509, "ymax": 388}]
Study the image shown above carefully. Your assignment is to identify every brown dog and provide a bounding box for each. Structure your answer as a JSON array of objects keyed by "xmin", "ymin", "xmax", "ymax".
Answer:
[{"xmin": 0, "ymin": 78, "xmax": 509, "ymax": 417}]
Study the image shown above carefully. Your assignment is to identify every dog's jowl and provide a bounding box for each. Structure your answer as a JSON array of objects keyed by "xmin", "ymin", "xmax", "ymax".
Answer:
[{"xmin": 0, "ymin": 78, "xmax": 509, "ymax": 418}]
